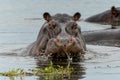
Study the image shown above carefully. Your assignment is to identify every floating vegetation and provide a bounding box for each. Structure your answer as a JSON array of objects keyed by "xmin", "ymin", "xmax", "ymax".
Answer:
[
  {"xmin": 0, "ymin": 68, "xmax": 32, "ymax": 76},
  {"xmin": 32, "ymin": 61, "xmax": 73, "ymax": 77},
  {"xmin": 0, "ymin": 61, "xmax": 73, "ymax": 79}
]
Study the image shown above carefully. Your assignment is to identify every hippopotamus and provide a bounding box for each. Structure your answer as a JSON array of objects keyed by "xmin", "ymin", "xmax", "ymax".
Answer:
[
  {"xmin": 28, "ymin": 12, "xmax": 86, "ymax": 61},
  {"xmin": 85, "ymin": 6, "xmax": 120, "ymax": 29},
  {"xmin": 83, "ymin": 29, "xmax": 120, "ymax": 47}
]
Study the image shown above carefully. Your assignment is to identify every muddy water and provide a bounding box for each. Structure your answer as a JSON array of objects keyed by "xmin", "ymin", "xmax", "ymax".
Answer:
[{"xmin": 0, "ymin": 0, "xmax": 120, "ymax": 80}]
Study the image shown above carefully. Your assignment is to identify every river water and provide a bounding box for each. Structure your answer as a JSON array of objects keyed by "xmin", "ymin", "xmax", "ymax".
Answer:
[{"xmin": 0, "ymin": 0, "xmax": 120, "ymax": 80}]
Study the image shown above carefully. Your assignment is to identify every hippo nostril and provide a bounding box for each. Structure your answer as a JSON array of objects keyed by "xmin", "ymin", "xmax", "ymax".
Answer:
[
  {"xmin": 54, "ymin": 38, "xmax": 60, "ymax": 43},
  {"xmin": 54, "ymin": 38, "xmax": 62, "ymax": 47},
  {"xmin": 69, "ymin": 37, "xmax": 75, "ymax": 43},
  {"xmin": 63, "ymin": 44, "xmax": 66, "ymax": 47}
]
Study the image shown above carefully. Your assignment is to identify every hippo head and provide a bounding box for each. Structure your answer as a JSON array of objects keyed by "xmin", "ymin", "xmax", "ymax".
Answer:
[
  {"xmin": 111, "ymin": 6, "xmax": 120, "ymax": 28},
  {"xmin": 31, "ymin": 12, "xmax": 86, "ymax": 61}
]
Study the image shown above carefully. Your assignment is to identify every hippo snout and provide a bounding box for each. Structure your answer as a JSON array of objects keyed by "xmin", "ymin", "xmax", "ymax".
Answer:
[
  {"xmin": 54, "ymin": 37, "xmax": 75, "ymax": 48},
  {"xmin": 45, "ymin": 36, "xmax": 85, "ymax": 55}
]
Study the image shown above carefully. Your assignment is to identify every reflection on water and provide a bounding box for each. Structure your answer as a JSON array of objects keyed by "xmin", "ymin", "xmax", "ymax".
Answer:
[
  {"xmin": 0, "ymin": 56, "xmax": 86, "ymax": 80},
  {"xmin": 0, "ymin": 45, "xmax": 120, "ymax": 80},
  {"xmin": 35, "ymin": 60, "xmax": 86, "ymax": 80},
  {"xmin": 70, "ymin": 63, "xmax": 86, "ymax": 80}
]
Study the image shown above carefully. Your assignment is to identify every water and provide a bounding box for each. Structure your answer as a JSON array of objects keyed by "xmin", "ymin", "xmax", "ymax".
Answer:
[{"xmin": 0, "ymin": 0, "xmax": 120, "ymax": 80}]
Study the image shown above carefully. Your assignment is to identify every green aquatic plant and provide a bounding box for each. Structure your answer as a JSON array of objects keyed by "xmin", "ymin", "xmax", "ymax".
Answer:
[
  {"xmin": 0, "ymin": 61, "xmax": 73, "ymax": 79},
  {"xmin": 31, "ymin": 61, "xmax": 73, "ymax": 77},
  {"xmin": 0, "ymin": 68, "xmax": 31, "ymax": 76},
  {"xmin": 31, "ymin": 61, "xmax": 73, "ymax": 80}
]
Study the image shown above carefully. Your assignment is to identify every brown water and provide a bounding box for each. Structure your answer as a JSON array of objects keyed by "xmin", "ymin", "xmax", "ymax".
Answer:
[{"xmin": 0, "ymin": 0, "xmax": 120, "ymax": 80}]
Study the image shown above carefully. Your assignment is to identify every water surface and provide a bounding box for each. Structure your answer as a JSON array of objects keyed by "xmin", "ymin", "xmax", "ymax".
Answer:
[{"xmin": 0, "ymin": 0, "xmax": 120, "ymax": 80}]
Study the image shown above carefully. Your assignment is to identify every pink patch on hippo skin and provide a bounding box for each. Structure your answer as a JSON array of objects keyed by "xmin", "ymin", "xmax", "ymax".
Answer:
[
  {"xmin": 69, "ymin": 37, "xmax": 75, "ymax": 43},
  {"xmin": 54, "ymin": 38, "xmax": 60, "ymax": 43}
]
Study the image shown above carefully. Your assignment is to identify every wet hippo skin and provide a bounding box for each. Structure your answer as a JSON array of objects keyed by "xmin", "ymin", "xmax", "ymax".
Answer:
[
  {"xmin": 85, "ymin": 6, "xmax": 120, "ymax": 29},
  {"xmin": 28, "ymin": 12, "xmax": 86, "ymax": 61},
  {"xmin": 83, "ymin": 29, "xmax": 120, "ymax": 47}
]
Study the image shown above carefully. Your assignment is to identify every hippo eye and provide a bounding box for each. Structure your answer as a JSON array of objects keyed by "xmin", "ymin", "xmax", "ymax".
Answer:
[
  {"xmin": 71, "ymin": 23, "xmax": 77, "ymax": 29},
  {"xmin": 48, "ymin": 22, "xmax": 56, "ymax": 29}
]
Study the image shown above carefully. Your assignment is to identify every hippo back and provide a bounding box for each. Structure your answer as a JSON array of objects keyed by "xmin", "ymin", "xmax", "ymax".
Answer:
[{"xmin": 85, "ymin": 6, "xmax": 120, "ymax": 28}]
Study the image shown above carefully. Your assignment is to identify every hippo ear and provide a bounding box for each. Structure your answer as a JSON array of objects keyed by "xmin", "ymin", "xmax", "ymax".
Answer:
[
  {"xmin": 111, "ymin": 6, "xmax": 118, "ymax": 17},
  {"xmin": 43, "ymin": 12, "xmax": 51, "ymax": 22},
  {"xmin": 73, "ymin": 12, "xmax": 81, "ymax": 21}
]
